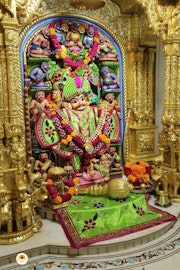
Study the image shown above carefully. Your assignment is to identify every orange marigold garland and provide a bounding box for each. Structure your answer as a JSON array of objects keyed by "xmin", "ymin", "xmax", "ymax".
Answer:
[
  {"xmin": 124, "ymin": 161, "xmax": 151, "ymax": 187},
  {"xmin": 47, "ymin": 175, "xmax": 79, "ymax": 204}
]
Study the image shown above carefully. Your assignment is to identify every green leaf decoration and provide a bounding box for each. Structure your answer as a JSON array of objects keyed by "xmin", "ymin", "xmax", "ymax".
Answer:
[
  {"xmin": 132, "ymin": 203, "xmax": 136, "ymax": 209},
  {"xmin": 51, "ymin": 136, "xmax": 54, "ymax": 143},
  {"xmin": 45, "ymin": 120, "xmax": 49, "ymax": 127},
  {"xmin": 93, "ymin": 213, "xmax": 98, "ymax": 221}
]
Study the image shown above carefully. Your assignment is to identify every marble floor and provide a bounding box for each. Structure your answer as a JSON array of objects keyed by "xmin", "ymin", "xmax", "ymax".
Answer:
[{"xmin": 0, "ymin": 195, "xmax": 180, "ymax": 270}]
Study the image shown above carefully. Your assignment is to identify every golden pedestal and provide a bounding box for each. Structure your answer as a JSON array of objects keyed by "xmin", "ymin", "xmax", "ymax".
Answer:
[{"xmin": 129, "ymin": 126, "xmax": 157, "ymax": 162}]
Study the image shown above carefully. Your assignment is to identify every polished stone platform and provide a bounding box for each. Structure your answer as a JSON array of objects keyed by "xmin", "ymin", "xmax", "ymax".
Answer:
[{"xmin": 0, "ymin": 195, "xmax": 179, "ymax": 269}]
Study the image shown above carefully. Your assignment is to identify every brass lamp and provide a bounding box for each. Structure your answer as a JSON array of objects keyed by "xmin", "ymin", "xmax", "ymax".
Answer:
[{"xmin": 155, "ymin": 191, "xmax": 172, "ymax": 208}]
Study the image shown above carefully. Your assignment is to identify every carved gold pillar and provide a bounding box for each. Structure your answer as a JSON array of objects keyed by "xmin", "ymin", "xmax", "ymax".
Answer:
[
  {"xmin": 162, "ymin": 44, "xmax": 179, "ymax": 122},
  {"xmin": 1, "ymin": 19, "xmax": 26, "ymax": 168},
  {"xmin": 0, "ymin": 25, "xmax": 10, "ymax": 169},
  {"xmin": 146, "ymin": 48, "xmax": 156, "ymax": 121},
  {"xmin": 159, "ymin": 43, "xmax": 180, "ymax": 202},
  {"xmin": 129, "ymin": 48, "xmax": 156, "ymax": 162},
  {"xmin": 2, "ymin": 20, "xmax": 24, "ymax": 127},
  {"xmin": 136, "ymin": 0, "xmax": 180, "ymax": 201},
  {"xmin": 0, "ymin": 19, "xmax": 37, "ymax": 244},
  {"xmin": 133, "ymin": 48, "xmax": 144, "ymax": 121},
  {"xmin": 0, "ymin": 32, "xmax": 6, "ymax": 125},
  {"xmin": 160, "ymin": 43, "xmax": 180, "ymax": 169},
  {"xmin": 0, "ymin": 31, "xmax": 5, "ymax": 147}
]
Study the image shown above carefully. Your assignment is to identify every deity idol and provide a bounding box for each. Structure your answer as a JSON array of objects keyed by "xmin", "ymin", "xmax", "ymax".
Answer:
[{"xmin": 34, "ymin": 76, "xmax": 120, "ymax": 172}]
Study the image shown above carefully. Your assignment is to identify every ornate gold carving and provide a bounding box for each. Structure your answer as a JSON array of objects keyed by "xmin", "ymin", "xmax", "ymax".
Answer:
[
  {"xmin": 129, "ymin": 127, "xmax": 156, "ymax": 160},
  {"xmin": 138, "ymin": 133, "xmax": 154, "ymax": 153},
  {"xmin": 136, "ymin": 0, "xmax": 178, "ymax": 40},
  {"xmin": 159, "ymin": 42, "xmax": 180, "ymax": 173},
  {"xmin": 0, "ymin": 0, "xmax": 42, "ymax": 25},
  {"xmin": 0, "ymin": 165, "xmax": 48, "ymax": 244},
  {"xmin": 0, "ymin": 0, "xmax": 180, "ymax": 244},
  {"xmin": 0, "ymin": 180, "xmax": 13, "ymax": 233},
  {"xmin": 70, "ymin": 0, "xmax": 106, "ymax": 10}
]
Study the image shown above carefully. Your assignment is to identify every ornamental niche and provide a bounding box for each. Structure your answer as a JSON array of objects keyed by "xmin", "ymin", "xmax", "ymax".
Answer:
[{"xmin": 24, "ymin": 18, "xmax": 123, "ymax": 191}]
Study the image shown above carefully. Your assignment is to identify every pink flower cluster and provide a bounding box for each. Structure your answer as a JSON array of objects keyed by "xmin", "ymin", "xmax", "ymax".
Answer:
[{"xmin": 49, "ymin": 21, "xmax": 99, "ymax": 68}]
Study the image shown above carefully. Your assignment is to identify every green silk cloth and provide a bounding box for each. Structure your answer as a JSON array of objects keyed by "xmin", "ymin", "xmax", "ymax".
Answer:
[{"xmin": 55, "ymin": 193, "xmax": 176, "ymax": 248}]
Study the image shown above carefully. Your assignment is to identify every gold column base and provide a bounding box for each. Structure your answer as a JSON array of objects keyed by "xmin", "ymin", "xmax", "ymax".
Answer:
[
  {"xmin": 42, "ymin": 199, "xmax": 72, "ymax": 210},
  {"xmin": 172, "ymin": 197, "xmax": 180, "ymax": 203},
  {"xmin": 0, "ymin": 226, "xmax": 34, "ymax": 245}
]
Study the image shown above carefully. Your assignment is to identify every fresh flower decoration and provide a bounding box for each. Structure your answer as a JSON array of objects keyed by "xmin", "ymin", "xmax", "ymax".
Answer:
[
  {"xmin": 49, "ymin": 22, "xmax": 99, "ymax": 68},
  {"xmin": 47, "ymin": 176, "xmax": 79, "ymax": 205},
  {"xmin": 94, "ymin": 36, "xmax": 99, "ymax": 43},
  {"xmin": 52, "ymin": 104, "xmax": 110, "ymax": 157},
  {"xmin": 61, "ymin": 138, "xmax": 68, "ymax": 145},
  {"xmin": 98, "ymin": 133, "xmax": 110, "ymax": 144},
  {"xmin": 124, "ymin": 161, "xmax": 151, "ymax": 187},
  {"xmin": 48, "ymin": 102, "xmax": 57, "ymax": 116},
  {"xmin": 24, "ymin": 64, "xmax": 30, "ymax": 91},
  {"xmin": 61, "ymin": 119, "xmax": 67, "ymax": 125},
  {"xmin": 71, "ymin": 131, "xmax": 77, "ymax": 137},
  {"xmin": 61, "ymin": 134, "xmax": 73, "ymax": 145}
]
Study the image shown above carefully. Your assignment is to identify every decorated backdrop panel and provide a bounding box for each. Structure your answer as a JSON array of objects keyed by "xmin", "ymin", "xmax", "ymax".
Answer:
[{"xmin": 22, "ymin": 18, "xmax": 123, "ymax": 175}]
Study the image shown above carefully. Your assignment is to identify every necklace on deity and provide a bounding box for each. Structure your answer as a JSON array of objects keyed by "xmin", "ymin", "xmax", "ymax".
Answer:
[{"xmin": 56, "ymin": 103, "xmax": 109, "ymax": 154}]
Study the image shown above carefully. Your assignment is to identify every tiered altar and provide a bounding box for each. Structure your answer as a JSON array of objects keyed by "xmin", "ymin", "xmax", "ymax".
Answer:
[{"xmin": 0, "ymin": 0, "xmax": 180, "ymax": 246}]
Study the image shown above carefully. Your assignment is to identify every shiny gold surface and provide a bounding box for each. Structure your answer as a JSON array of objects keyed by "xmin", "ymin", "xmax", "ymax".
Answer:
[
  {"xmin": 107, "ymin": 178, "xmax": 134, "ymax": 199},
  {"xmin": 75, "ymin": 178, "xmax": 134, "ymax": 198},
  {"xmin": 70, "ymin": 0, "xmax": 106, "ymax": 10},
  {"xmin": 0, "ymin": 0, "xmax": 180, "ymax": 243},
  {"xmin": 48, "ymin": 167, "xmax": 65, "ymax": 176}
]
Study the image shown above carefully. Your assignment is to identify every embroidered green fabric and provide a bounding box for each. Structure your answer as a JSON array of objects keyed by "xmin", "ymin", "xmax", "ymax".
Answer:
[{"xmin": 55, "ymin": 194, "xmax": 176, "ymax": 248}]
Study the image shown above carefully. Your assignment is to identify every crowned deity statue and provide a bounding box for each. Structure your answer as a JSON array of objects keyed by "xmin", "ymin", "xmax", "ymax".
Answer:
[
  {"xmin": 34, "ymin": 76, "xmax": 120, "ymax": 179},
  {"xmin": 26, "ymin": 20, "xmax": 121, "ymax": 192}
]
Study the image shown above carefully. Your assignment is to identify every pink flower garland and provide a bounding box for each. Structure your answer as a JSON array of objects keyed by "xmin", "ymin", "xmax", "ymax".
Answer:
[{"xmin": 49, "ymin": 21, "xmax": 99, "ymax": 68}]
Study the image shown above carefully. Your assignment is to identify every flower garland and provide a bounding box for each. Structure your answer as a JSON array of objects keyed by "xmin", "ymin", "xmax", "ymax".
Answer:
[
  {"xmin": 49, "ymin": 22, "xmax": 99, "ymax": 68},
  {"xmin": 47, "ymin": 176, "xmax": 79, "ymax": 205},
  {"xmin": 124, "ymin": 161, "xmax": 151, "ymax": 187},
  {"xmin": 50, "ymin": 104, "xmax": 110, "ymax": 158}
]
